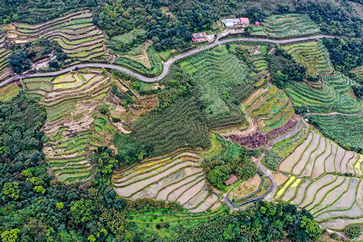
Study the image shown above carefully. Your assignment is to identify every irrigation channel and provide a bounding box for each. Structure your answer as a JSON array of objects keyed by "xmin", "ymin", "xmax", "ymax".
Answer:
[{"xmin": 0, "ymin": 34, "xmax": 336, "ymax": 87}]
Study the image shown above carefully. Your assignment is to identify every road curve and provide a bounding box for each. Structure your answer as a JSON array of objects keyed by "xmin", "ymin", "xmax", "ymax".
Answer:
[{"xmin": 0, "ymin": 35, "xmax": 335, "ymax": 88}]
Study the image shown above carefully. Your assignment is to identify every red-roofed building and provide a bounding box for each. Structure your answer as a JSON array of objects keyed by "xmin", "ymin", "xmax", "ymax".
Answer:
[
  {"xmin": 192, "ymin": 32, "xmax": 208, "ymax": 42},
  {"xmin": 225, "ymin": 174, "xmax": 238, "ymax": 186},
  {"xmin": 255, "ymin": 21, "xmax": 260, "ymax": 26},
  {"xmin": 239, "ymin": 18, "xmax": 250, "ymax": 27}
]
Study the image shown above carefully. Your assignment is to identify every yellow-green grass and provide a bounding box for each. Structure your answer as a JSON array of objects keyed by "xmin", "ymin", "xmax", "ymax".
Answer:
[
  {"xmin": 201, "ymin": 133, "xmax": 224, "ymax": 159},
  {"xmin": 275, "ymin": 176, "xmax": 295, "ymax": 199},
  {"xmin": 53, "ymin": 74, "xmax": 83, "ymax": 90},
  {"xmin": 0, "ymin": 83, "xmax": 19, "ymax": 101}
]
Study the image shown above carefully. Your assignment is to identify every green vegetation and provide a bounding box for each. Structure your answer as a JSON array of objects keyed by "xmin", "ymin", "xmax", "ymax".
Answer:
[
  {"xmin": 345, "ymin": 224, "xmax": 363, "ymax": 238},
  {"xmin": 167, "ymin": 201, "xmax": 321, "ymax": 242},
  {"xmin": 264, "ymin": 150, "xmax": 282, "ymax": 170},
  {"xmin": 203, "ymin": 135, "xmax": 257, "ymax": 190},
  {"xmin": 252, "ymin": 13, "xmax": 320, "ymax": 38},
  {"xmin": 115, "ymin": 47, "xmax": 162, "ymax": 76},
  {"xmin": 131, "ymin": 96, "xmax": 210, "ymax": 157},
  {"xmin": 269, "ymin": 41, "xmax": 361, "ymax": 114},
  {"xmin": 179, "ymin": 47, "xmax": 254, "ymax": 128},
  {"xmin": 308, "ymin": 114, "xmax": 363, "ymax": 153}
]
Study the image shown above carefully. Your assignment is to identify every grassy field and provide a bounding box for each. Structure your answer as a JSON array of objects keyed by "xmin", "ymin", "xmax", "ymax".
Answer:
[
  {"xmin": 283, "ymin": 41, "xmax": 361, "ymax": 114},
  {"xmin": 0, "ymin": 83, "xmax": 19, "ymax": 101},
  {"xmin": 251, "ymin": 13, "xmax": 320, "ymax": 38},
  {"xmin": 126, "ymin": 205, "xmax": 227, "ymax": 239},
  {"xmin": 5, "ymin": 11, "xmax": 108, "ymax": 62}
]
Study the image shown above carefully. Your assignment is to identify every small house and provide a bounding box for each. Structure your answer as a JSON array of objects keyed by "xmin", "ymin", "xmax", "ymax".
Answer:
[
  {"xmin": 221, "ymin": 18, "xmax": 241, "ymax": 28},
  {"xmin": 192, "ymin": 32, "xmax": 208, "ymax": 42},
  {"xmin": 225, "ymin": 174, "xmax": 238, "ymax": 186},
  {"xmin": 239, "ymin": 17, "xmax": 250, "ymax": 27},
  {"xmin": 255, "ymin": 21, "xmax": 260, "ymax": 26}
]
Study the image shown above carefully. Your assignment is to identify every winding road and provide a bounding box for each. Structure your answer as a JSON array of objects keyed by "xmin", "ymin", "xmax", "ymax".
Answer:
[
  {"xmin": 222, "ymin": 99, "xmax": 363, "ymax": 210},
  {"xmin": 0, "ymin": 34, "xmax": 335, "ymax": 87}
]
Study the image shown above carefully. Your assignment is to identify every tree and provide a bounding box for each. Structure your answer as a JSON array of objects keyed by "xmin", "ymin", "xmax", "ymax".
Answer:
[
  {"xmin": 1, "ymin": 229, "xmax": 20, "ymax": 242},
  {"xmin": 2, "ymin": 182, "xmax": 20, "ymax": 201},
  {"xmin": 48, "ymin": 60, "xmax": 60, "ymax": 69},
  {"xmin": 207, "ymin": 165, "xmax": 230, "ymax": 186},
  {"xmin": 68, "ymin": 199, "xmax": 95, "ymax": 224},
  {"xmin": 300, "ymin": 216, "xmax": 322, "ymax": 239},
  {"xmin": 9, "ymin": 51, "xmax": 31, "ymax": 73}
]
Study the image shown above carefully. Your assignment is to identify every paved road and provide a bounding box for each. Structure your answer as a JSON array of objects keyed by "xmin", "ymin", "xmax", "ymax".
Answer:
[{"xmin": 0, "ymin": 35, "xmax": 335, "ymax": 87}]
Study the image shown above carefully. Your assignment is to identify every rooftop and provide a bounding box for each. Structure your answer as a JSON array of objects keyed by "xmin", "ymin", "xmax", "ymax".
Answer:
[
  {"xmin": 240, "ymin": 17, "xmax": 250, "ymax": 23},
  {"xmin": 225, "ymin": 174, "xmax": 238, "ymax": 186},
  {"xmin": 221, "ymin": 18, "xmax": 241, "ymax": 24},
  {"xmin": 192, "ymin": 32, "xmax": 207, "ymax": 39}
]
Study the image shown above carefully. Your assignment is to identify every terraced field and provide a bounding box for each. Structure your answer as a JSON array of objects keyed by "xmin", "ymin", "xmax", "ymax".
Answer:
[
  {"xmin": 308, "ymin": 113, "xmax": 363, "ymax": 152},
  {"xmin": 224, "ymin": 85, "xmax": 298, "ymax": 149},
  {"xmin": 279, "ymin": 130, "xmax": 362, "ymax": 178},
  {"xmin": 0, "ymin": 33, "xmax": 10, "ymax": 80},
  {"xmin": 283, "ymin": 41, "xmax": 361, "ymax": 114},
  {"xmin": 179, "ymin": 48, "xmax": 253, "ymax": 127},
  {"xmin": 250, "ymin": 53, "xmax": 269, "ymax": 78},
  {"xmin": 4, "ymin": 10, "xmax": 108, "ymax": 62},
  {"xmin": 251, "ymin": 14, "xmax": 320, "ymax": 38},
  {"xmin": 227, "ymin": 174, "xmax": 271, "ymax": 207},
  {"xmin": 275, "ymin": 125, "xmax": 363, "ymax": 230},
  {"xmin": 243, "ymin": 85, "xmax": 295, "ymax": 134},
  {"xmin": 276, "ymin": 174, "xmax": 363, "ymax": 230},
  {"xmin": 0, "ymin": 83, "xmax": 18, "ymax": 101},
  {"xmin": 23, "ymin": 70, "xmax": 138, "ymax": 183},
  {"xmin": 112, "ymin": 150, "xmax": 220, "ymax": 212}
]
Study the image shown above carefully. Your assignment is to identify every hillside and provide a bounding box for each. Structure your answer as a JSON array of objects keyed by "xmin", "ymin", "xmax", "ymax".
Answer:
[{"xmin": 3, "ymin": 0, "xmax": 363, "ymax": 241}]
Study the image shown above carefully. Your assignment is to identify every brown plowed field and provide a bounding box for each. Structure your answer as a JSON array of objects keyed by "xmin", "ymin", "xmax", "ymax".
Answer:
[{"xmin": 225, "ymin": 116, "xmax": 298, "ymax": 149}]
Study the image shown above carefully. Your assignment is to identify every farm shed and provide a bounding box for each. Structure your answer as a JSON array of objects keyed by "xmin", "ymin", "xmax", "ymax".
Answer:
[
  {"xmin": 192, "ymin": 32, "xmax": 208, "ymax": 42},
  {"xmin": 221, "ymin": 18, "xmax": 241, "ymax": 28},
  {"xmin": 225, "ymin": 174, "xmax": 238, "ymax": 186}
]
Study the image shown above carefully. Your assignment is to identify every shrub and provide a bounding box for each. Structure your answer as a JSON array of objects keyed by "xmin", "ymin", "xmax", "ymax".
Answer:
[
  {"xmin": 330, "ymin": 233, "xmax": 337, "ymax": 239},
  {"xmin": 264, "ymin": 150, "xmax": 282, "ymax": 170},
  {"xmin": 345, "ymin": 224, "xmax": 363, "ymax": 238}
]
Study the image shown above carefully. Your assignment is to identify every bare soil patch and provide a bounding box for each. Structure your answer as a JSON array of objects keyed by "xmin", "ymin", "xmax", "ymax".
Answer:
[
  {"xmin": 228, "ymin": 174, "xmax": 261, "ymax": 200},
  {"xmin": 225, "ymin": 115, "xmax": 298, "ymax": 149}
]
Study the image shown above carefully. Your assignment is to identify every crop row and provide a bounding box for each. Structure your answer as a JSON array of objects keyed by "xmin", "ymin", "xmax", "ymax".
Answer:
[
  {"xmin": 0, "ymin": 35, "xmax": 9, "ymax": 75},
  {"xmin": 252, "ymin": 14, "xmax": 320, "ymax": 38}
]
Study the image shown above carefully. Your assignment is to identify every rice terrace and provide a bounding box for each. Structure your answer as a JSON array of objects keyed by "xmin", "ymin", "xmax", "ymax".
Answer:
[{"xmin": 3, "ymin": 1, "xmax": 363, "ymax": 241}]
